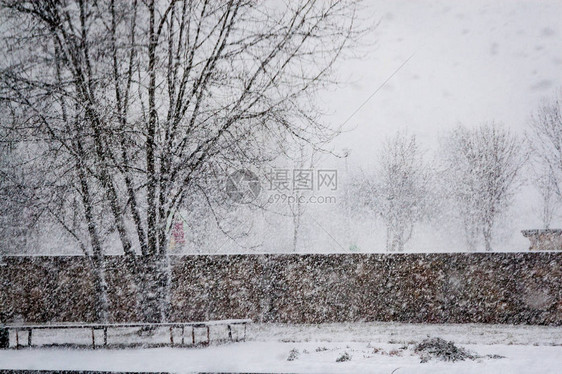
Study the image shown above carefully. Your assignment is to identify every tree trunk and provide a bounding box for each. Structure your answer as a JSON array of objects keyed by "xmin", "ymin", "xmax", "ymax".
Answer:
[
  {"xmin": 483, "ymin": 225, "xmax": 493, "ymax": 251},
  {"xmin": 76, "ymin": 149, "xmax": 109, "ymax": 323}
]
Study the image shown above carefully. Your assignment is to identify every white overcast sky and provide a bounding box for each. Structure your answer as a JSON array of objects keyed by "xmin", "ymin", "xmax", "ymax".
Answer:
[{"xmin": 322, "ymin": 0, "xmax": 562, "ymax": 167}]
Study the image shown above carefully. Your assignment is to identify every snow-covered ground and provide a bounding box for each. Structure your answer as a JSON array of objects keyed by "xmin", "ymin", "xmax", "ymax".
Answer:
[{"xmin": 1, "ymin": 322, "xmax": 561, "ymax": 373}]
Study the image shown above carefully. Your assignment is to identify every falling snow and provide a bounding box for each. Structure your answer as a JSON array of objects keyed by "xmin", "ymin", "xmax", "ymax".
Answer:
[{"xmin": 1, "ymin": 0, "xmax": 561, "ymax": 373}]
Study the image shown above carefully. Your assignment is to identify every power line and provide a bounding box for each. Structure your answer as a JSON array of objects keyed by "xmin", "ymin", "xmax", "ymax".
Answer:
[{"xmin": 339, "ymin": 53, "xmax": 415, "ymax": 130}]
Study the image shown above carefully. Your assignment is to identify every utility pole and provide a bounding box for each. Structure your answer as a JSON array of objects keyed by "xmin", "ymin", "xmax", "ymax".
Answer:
[{"xmin": 342, "ymin": 148, "xmax": 353, "ymax": 250}]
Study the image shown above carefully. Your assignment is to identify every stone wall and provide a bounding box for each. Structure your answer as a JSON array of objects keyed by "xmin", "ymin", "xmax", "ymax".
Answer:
[{"xmin": 1, "ymin": 253, "xmax": 561, "ymax": 325}]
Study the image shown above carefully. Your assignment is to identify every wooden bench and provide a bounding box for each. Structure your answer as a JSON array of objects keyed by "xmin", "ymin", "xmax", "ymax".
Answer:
[{"xmin": 0, "ymin": 319, "xmax": 251, "ymax": 349}]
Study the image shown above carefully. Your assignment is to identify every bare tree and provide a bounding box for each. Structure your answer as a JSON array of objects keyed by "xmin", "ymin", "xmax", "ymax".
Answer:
[
  {"xmin": 0, "ymin": 79, "xmax": 113, "ymax": 322},
  {"xmin": 286, "ymin": 144, "xmax": 318, "ymax": 252},
  {"xmin": 0, "ymin": 0, "xmax": 361, "ymax": 321},
  {"xmin": 349, "ymin": 132, "xmax": 432, "ymax": 252},
  {"xmin": 527, "ymin": 91, "xmax": 562, "ymax": 228},
  {"xmin": 441, "ymin": 123, "xmax": 526, "ymax": 251},
  {"xmin": 0, "ymin": 138, "xmax": 28, "ymax": 256},
  {"xmin": 533, "ymin": 170, "xmax": 559, "ymax": 229}
]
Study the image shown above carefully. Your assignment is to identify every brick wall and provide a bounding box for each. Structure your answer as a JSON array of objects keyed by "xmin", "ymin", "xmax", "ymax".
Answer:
[{"xmin": 1, "ymin": 253, "xmax": 561, "ymax": 325}]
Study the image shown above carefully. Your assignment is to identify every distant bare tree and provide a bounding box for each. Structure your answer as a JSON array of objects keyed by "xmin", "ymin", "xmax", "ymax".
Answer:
[
  {"xmin": 349, "ymin": 132, "xmax": 432, "ymax": 252},
  {"xmin": 527, "ymin": 92, "xmax": 562, "ymax": 228},
  {"xmin": 533, "ymin": 171, "xmax": 559, "ymax": 229},
  {"xmin": 441, "ymin": 124, "xmax": 526, "ymax": 251},
  {"xmin": 0, "ymin": 139, "xmax": 28, "ymax": 256},
  {"xmin": 377, "ymin": 133, "xmax": 432, "ymax": 251},
  {"xmin": 286, "ymin": 144, "xmax": 318, "ymax": 252},
  {"xmin": 0, "ymin": 0, "xmax": 361, "ymax": 321}
]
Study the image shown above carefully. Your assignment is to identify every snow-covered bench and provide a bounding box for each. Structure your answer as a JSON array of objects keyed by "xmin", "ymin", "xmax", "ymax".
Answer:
[{"xmin": 0, "ymin": 319, "xmax": 251, "ymax": 349}]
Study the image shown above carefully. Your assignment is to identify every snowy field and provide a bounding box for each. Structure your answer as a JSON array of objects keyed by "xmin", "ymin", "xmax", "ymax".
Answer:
[{"xmin": 1, "ymin": 322, "xmax": 561, "ymax": 373}]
